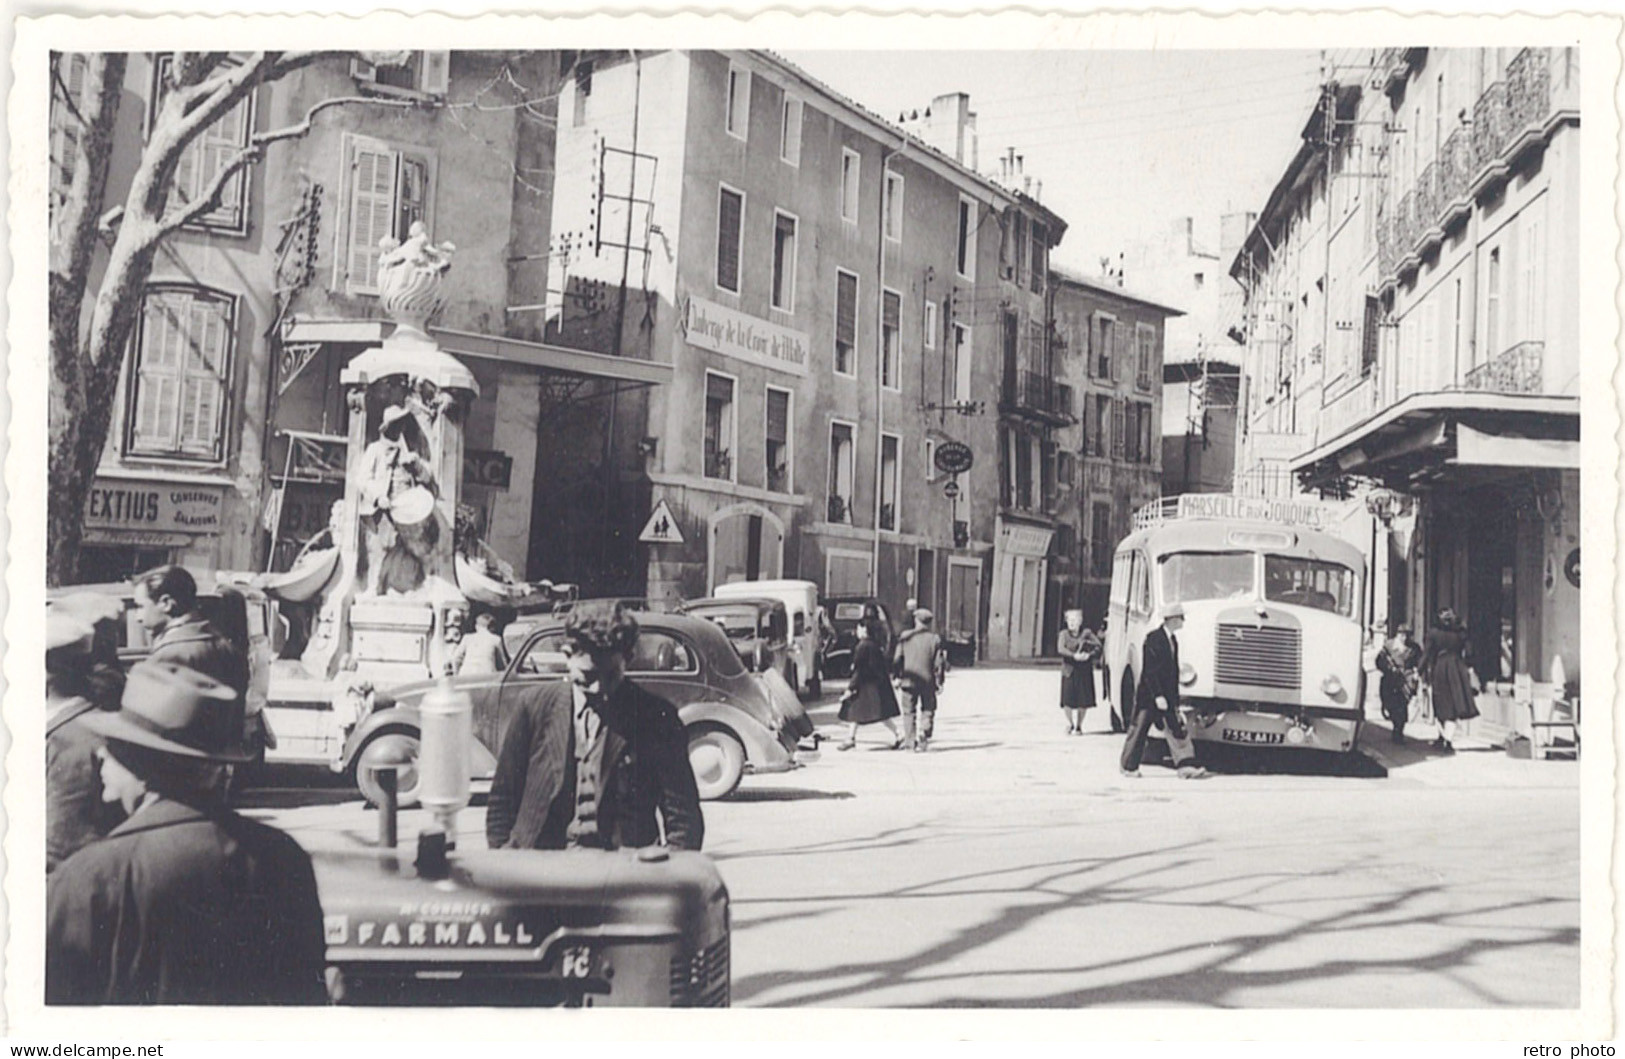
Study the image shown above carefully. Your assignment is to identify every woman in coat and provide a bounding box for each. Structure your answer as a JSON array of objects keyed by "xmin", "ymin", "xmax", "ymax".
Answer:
[
  {"xmin": 837, "ymin": 619, "xmax": 903, "ymax": 751},
  {"xmin": 1421, "ymin": 607, "xmax": 1479, "ymax": 753},
  {"xmin": 1057, "ymin": 609, "xmax": 1101, "ymax": 735}
]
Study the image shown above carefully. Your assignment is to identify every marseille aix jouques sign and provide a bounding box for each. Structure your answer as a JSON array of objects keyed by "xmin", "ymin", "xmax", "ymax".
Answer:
[{"xmin": 680, "ymin": 295, "xmax": 810, "ymax": 377}]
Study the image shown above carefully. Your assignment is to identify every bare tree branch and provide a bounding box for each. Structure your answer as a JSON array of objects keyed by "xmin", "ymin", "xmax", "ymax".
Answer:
[{"xmin": 156, "ymin": 93, "xmax": 428, "ymax": 238}]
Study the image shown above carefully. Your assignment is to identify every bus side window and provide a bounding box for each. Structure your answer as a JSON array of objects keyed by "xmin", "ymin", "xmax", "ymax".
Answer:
[
  {"xmin": 1135, "ymin": 552, "xmax": 1152, "ymax": 614},
  {"xmin": 1109, "ymin": 552, "xmax": 1128, "ymax": 605}
]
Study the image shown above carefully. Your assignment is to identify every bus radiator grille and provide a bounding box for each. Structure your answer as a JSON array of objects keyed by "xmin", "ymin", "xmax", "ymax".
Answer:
[{"xmin": 1213, "ymin": 624, "xmax": 1301, "ymax": 690}]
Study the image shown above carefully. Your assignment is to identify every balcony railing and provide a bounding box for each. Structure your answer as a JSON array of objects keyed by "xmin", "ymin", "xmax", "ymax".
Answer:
[
  {"xmin": 1438, "ymin": 127, "xmax": 1472, "ymax": 219},
  {"xmin": 1002, "ymin": 369, "xmax": 1073, "ymax": 421},
  {"xmin": 1507, "ymin": 46, "xmax": 1552, "ymax": 136},
  {"xmin": 1375, "ymin": 48, "xmax": 1573, "ymax": 287},
  {"xmin": 1472, "ymin": 79, "xmax": 1513, "ymax": 174},
  {"xmin": 1319, "ymin": 371, "xmax": 1383, "ymax": 444},
  {"xmin": 766, "ymin": 463, "xmax": 789, "ymax": 494},
  {"xmin": 1462, "ymin": 340, "xmax": 1544, "ymax": 395},
  {"xmin": 827, "ymin": 494, "xmax": 850, "ymax": 524},
  {"xmin": 879, "ymin": 502, "xmax": 896, "ymax": 532}
]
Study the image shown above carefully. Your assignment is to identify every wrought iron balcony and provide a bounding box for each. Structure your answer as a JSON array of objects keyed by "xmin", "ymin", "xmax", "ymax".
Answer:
[
  {"xmin": 1414, "ymin": 162, "xmax": 1442, "ymax": 247},
  {"xmin": 1507, "ymin": 47, "xmax": 1552, "ymax": 137},
  {"xmin": 879, "ymin": 502, "xmax": 896, "ymax": 532},
  {"xmin": 1472, "ymin": 79, "xmax": 1513, "ymax": 176},
  {"xmin": 1000, "ymin": 369, "xmax": 1074, "ymax": 423},
  {"xmin": 827, "ymin": 493, "xmax": 850, "ymax": 524},
  {"xmin": 1438, "ymin": 127, "xmax": 1472, "ymax": 225},
  {"xmin": 766, "ymin": 462, "xmax": 789, "ymax": 494},
  {"xmin": 1462, "ymin": 340, "xmax": 1544, "ymax": 395}
]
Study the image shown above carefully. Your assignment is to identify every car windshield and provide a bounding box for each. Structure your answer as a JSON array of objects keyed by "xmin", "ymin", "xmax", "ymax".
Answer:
[
  {"xmin": 1160, "ymin": 551, "xmax": 1255, "ymax": 604},
  {"xmin": 685, "ymin": 605, "xmax": 762, "ymax": 639},
  {"xmin": 1264, "ymin": 555, "xmax": 1359, "ymax": 617}
]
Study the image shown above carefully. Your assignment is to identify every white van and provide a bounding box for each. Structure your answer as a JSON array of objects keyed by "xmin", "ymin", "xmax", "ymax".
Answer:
[{"xmin": 713, "ymin": 579, "xmax": 823, "ymax": 696}]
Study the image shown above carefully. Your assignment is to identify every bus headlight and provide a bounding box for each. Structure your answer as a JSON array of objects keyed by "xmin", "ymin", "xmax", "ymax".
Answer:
[
  {"xmin": 1320, "ymin": 674, "xmax": 1345, "ymax": 698},
  {"xmin": 1179, "ymin": 663, "xmax": 1198, "ymax": 687}
]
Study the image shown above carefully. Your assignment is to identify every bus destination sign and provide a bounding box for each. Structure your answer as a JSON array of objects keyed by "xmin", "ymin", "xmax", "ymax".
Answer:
[{"xmin": 1176, "ymin": 493, "xmax": 1333, "ymax": 530}]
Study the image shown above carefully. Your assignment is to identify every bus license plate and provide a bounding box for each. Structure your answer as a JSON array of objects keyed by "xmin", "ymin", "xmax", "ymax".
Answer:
[{"xmin": 1222, "ymin": 728, "xmax": 1284, "ymax": 745}]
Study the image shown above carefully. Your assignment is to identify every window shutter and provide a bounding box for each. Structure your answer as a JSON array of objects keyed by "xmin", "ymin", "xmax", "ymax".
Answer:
[
  {"xmin": 1113, "ymin": 397, "xmax": 1126, "ymax": 458},
  {"xmin": 716, "ymin": 188, "xmax": 742, "ymax": 292},
  {"xmin": 420, "ymin": 51, "xmax": 451, "ymax": 95},
  {"xmin": 766, "ymin": 388, "xmax": 789, "ymax": 443},
  {"xmin": 883, "ymin": 289, "xmax": 900, "ymax": 330},
  {"xmin": 836, "ymin": 272, "xmax": 858, "ymax": 346},
  {"xmin": 347, "ymin": 141, "xmax": 399, "ymax": 291},
  {"xmin": 706, "ymin": 372, "xmax": 732, "ymax": 404}
]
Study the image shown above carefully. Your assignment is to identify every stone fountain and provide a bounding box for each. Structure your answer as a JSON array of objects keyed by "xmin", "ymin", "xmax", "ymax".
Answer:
[{"xmin": 300, "ymin": 223, "xmax": 478, "ymax": 690}]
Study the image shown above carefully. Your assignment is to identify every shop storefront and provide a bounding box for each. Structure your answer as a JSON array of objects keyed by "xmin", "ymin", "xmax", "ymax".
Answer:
[{"xmin": 79, "ymin": 472, "xmax": 232, "ymax": 581}]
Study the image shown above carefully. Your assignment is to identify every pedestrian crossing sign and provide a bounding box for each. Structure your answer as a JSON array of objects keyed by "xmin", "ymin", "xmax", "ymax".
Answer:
[{"xmin": 638, "ymin": 500, "xmax": 685, "ymax": 544}]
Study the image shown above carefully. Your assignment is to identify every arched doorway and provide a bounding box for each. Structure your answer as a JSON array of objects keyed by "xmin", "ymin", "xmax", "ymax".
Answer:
[{"xmin": 708, "ymin": 503, "xmax": 785, "ymax": 593}]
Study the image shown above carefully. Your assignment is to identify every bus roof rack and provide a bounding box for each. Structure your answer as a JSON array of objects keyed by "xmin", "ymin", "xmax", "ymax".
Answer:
[{"xmin": 1135, "ymin": 494, "xmax": 1346, "ymax": 532}]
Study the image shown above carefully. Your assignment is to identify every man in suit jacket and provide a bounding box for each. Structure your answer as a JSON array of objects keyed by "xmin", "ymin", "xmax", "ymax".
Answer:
[
  {"xmin": 486, "ymin": 601, "xmax": 703, "ymax": 852},
  {"xmin": 48, "ymin": 662, "xmax": 328, "ymax": 1005},
  {"xmin": 1120, "ymin": 603, "xmax": 1208, "ymax": 779}
]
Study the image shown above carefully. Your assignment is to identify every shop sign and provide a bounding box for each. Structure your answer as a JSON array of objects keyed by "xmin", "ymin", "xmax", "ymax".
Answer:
[
  {"xmin": 933, "ymin": 440, "xmax": 975, "ymax": 475},
  {"xmin": 84, "ymin": 480, "xmax": 225, "ymax": 535},
  {"xmin": 464, "ymin": 449, "xmax": 513, "ymax": 490},
  {"xmin": 1175, "ymin": 493, "xmax": 1332, "ymax": 530},
  {"xmin": 681, "ymin": 295, "xmax": 810, "ymax": 376},
  {"xmin": 999, "ymin": 522, "xmax": 1054, "ymax": 557}
]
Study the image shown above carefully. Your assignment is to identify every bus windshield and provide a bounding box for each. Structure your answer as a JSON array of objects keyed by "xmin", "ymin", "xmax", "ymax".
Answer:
[
  {"xmin": 1264, "ymin": 555, "xmax": 1359, "ymax": 617},
  {"xmin": 1159, "ymin": 551, "xmax": 1255, "ymax": 604}
]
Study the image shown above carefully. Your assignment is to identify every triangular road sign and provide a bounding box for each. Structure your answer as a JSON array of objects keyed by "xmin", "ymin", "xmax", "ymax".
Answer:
[{"xmin": 638, "ymin": 499, "xmax": 685, "ymax": 544}]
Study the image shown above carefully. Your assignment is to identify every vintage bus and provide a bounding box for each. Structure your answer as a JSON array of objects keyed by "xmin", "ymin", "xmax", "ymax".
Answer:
[{"xmin": 1102, "ymin": 494, "xmax": 1368, "ymax": 754}]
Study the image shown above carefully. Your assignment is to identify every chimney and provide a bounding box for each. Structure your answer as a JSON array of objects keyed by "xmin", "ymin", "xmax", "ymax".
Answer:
[{"xmin": 916, "ymin": 92, "xmax": 977, "ymax": 167}]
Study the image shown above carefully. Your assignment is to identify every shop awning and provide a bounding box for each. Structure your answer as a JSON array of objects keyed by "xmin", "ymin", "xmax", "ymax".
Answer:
[
  {"xmin": 281, "ymin": 318, "xmax": 672, "ymax": 388},
  {"xmin": 1290, "ymin": 391, "xmax": 1579, "ymax": 490}
]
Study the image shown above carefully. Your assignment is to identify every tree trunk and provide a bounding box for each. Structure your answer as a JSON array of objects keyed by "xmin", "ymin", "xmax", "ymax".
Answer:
[{"xmin": 47, "ymin": 52, "xmax": 125, "ymax": 586}]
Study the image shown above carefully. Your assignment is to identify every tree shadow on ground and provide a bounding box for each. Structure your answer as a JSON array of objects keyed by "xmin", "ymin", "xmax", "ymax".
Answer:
[
  {"xmin": 729, "ymin": 833, "xmax": 1579, "ymax": 1008},
  {"xmin": 723, "ymin": 786, "xmax": 856, "ymax": 802}
]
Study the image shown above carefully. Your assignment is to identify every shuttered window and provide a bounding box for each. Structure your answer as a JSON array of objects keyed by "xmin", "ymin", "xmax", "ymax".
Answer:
[
  {"xmin": 881, "ymin": 289, "xmax": 901, "ymax": 389},
  {"xmin": 128, "ymin": 287, "xmax": 234, "ymax": 462},
  {"xmin": 765, "ymin": 386, "xmax": 792, "ymax": 492},
  {"xmin": 152, "ymin": 54, "xmax": 254, "ymax": 233},
  {"xmin": 835, "ymin": 270, "xmax": 858, "ymax": 375},
  {"xmin": 716, "ymin": 186, "xmax": 743, "ymax": 294},
  {"xmin": 1112, "ymin": 397, "xmax": 1127, "ymax": 459},
  {"xmin": 772, "ymin": 211, "xmax": 797, "ymax": 311},
  {"xmin": 1030, "ymin": 222, "xmax": 1047, "ymax": 293},
  {"xmin": 341, "ymin": 136, "xmax": 436, "ymax": 294}
]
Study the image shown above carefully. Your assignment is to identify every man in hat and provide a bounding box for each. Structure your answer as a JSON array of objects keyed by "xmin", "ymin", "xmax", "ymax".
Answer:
[
  {"xmin": 135, "ymin": 566, "xmax": 259, "ymax": 761},
  {"xmin": 1120, "ymin": 603, "xmax": 1209, "ymax": 780},
  {"xmin": 892, "ymin": 608, "xmax": 946, "ymax": 752},
  {"xmin": 47, "ymin": 661, "xmax": 328, "ymax": 1005},
  {"xmin": 46, "ymin": 596, "xmax": 124, "ymax": 873},
  {"xmin": 486, "ymin": 600, "xmax": 703, "ymax": 852}
]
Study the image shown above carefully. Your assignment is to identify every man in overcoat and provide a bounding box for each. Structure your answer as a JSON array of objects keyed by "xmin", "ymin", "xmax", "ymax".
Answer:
[
  {"xmin": 46, "ymin": 597, "xmax": 124, "ymax": 873},
  {"xmin": 47, "ymin": 661, "xmax": 328, "ymax": 1005},
  {"xmin": 892, "ymin": 609, "xmax": 946, "ymax": 752},
  {"xmin": 1119, "ymin": 603, "xmax": 1208, "ymax": 779},
  {"xmin": 136, "ymin": 565, "xmax": 261, "ymax": 759},
  {"xmin": 485, "ymin": 601, "xmax": 704, "ymax": 852}
]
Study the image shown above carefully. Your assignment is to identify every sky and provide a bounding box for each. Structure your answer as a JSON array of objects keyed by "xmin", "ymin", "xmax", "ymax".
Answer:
[{"xmin": 781, "ymin": 50, "xmax": 1328, "ymax": 276}]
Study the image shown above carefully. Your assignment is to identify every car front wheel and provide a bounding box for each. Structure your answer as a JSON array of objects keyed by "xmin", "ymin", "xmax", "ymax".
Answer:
[
  {"xmin": 687, "ymin": 724, "xmax": 745, "ymax": 801},
  {"xmin": 355, "ymin": 730, "xmax": 422, "ymax": 808}
]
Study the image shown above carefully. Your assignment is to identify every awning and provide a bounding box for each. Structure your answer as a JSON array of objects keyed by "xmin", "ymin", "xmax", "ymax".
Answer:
[
  {"xmin": 1291, "ymin": 390, "xmax": 1579, "ymax": 490},
  {"xmin": 1454, "ymin": 424, "xmax": 1579, "ymax": 469},
  {"xmin": 281, "ymin": 317, "xmax": 672, "ymax": 389}
]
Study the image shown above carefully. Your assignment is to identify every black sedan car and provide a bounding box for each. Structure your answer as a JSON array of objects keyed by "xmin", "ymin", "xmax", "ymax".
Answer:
[
  {"xmin": 342, "ymin": 612, "xmax": 811, "ymax": 804},
  {"xmin": 820, "ymin": 597, "xmax": 895, "ymax": 678}
]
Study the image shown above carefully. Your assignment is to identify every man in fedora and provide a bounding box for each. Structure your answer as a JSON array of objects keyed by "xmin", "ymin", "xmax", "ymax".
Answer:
[
  {"xmin": 46, "ymin": 596, "xmax": 124, "ymax": 873},
  {"xmin": 1120, "ymin": 603, "xmax": 1209, "ymax": 780},
  {"xmin": 47, "ymin": 662, "xmax": 328, "ymax": 1005}
]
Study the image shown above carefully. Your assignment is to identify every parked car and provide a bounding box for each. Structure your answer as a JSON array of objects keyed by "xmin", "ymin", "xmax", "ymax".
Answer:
[
  {"xmin": 343, "ymin": 611, "xmax": 811, "ymax": 805},
  {"xmin": 47, "ymin": 574, "xmax": 277, "ymax": 761},
  {"xmin": 678, "ymin": 596, "xmax": 792, "ymax": 682},
  {"xmin": 821, "ymin": 596, "xmax": 895, "ymax": 678},
  {"xmin": 712, "ymin": 579, "xmax": 823, "ymax": 696}
]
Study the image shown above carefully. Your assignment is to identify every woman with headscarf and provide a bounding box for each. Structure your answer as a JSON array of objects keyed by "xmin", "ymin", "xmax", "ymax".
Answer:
[
  {"xmin": 1421, "ymin": 607, "xmax": 1479, "ymax": 753},
  {"xmin": 836, "ymin": 619, "xmax": 903, "ymax": 751},
  {"xmin": 1057, "ymin": 609, "xmax": 1100, "ymax": 735}
]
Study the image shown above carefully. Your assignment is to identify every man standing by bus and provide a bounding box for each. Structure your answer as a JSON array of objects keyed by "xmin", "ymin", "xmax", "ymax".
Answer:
[{"xmin": 1120, "ymin": 603, "xmax": 1209, "ymax": 779}]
